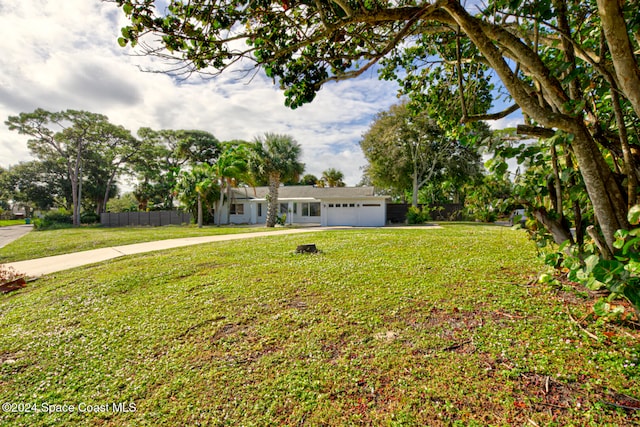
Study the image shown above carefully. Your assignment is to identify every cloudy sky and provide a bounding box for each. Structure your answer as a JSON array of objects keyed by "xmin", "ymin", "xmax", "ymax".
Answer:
[{"xmin": 0, "ymin": 0, "xmax": 521, "ymax": 187}]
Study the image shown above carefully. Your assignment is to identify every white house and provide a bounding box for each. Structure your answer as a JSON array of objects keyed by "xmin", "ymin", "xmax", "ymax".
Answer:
[{"xmin": 220, "ymin": 186, "xmax": 387, "ymax": 227}]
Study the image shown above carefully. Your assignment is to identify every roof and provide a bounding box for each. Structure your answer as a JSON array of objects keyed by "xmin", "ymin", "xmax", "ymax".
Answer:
[{"xmin": 231, "ymin": 185, "xmax": 382, "ymax": 200}]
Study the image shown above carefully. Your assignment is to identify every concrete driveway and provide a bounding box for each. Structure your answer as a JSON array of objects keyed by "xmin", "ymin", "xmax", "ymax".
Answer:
[{"xmin": 0, "ymin": 224, "xmax": 33, "ymax": 249}]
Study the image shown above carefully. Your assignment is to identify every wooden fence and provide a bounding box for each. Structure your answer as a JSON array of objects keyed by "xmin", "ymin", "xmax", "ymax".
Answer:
[
  {"xmin": 100, "ymin": 211, "xmax": 191, "ymax": 227},
  {"xmin": 386, "ymin": 203, "xmax": 464, "ymax": 223}
]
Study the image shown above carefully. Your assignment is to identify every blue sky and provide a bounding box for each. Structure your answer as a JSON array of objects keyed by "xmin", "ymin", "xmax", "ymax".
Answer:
[{"xmin": 0, "ymin": 0, "xmax": 522, "ymax": 186}]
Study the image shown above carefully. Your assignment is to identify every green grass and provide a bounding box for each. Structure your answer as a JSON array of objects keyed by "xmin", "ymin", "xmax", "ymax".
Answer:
[
  {"xmin": 0, "ymin": 220, "xmax": 27, "ymax": 227},
  {"xmin": 0, "ymin": 225, "xmax": 276, "ymax": 263},
  {"xmin": 0, "ymin": 225, "xmax": 638, "ymax": 426}
]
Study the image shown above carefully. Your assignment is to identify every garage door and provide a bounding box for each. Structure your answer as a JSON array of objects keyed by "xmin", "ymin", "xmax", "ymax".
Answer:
[{"xmin": 327, "ymin": 203, "xmax": 358, "ymax": 226}]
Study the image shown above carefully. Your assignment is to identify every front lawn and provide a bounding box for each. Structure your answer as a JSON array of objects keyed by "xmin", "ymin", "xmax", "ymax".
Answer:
[
  {"xmin": 0, "ymin": 220, "xmax": 27, "ymax": 227},
  {"xmin": 0, "ymin": 225, "xmax": 637, "ymax": 426},
  {"xmin": 0, "ymin": 225, "xmax": 274, "ymax": 263}
]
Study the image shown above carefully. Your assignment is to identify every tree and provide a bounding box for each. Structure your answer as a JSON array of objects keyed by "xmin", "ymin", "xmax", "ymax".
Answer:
[
  {"xmin": 321, "ymin": 168, "xmax": 346, "ymax": 187},
  {"xmin": 106, "ymin": 192, "xmax": 139, "ymax": 213},
  {"xmin": 0, "ymin": 167, "xmax": 11, "ymax": 211},
  {"xmin": 133, "ymin": 128, "xmax": 222, "ymax": 210},
  {"xmin": 134, "ymin": 128, "xmax": 190, "ymax": 210},
  {"xmin": 2, "ymin": 161, "xmax": 65, "ymax": 215},
  {"xmin": 463, "ymin": 174, "xmax": 513, "ymax": 223},
  {"xmin": 300, "ymin": 174, "xmax": 320, "ymax": 186},
  {"xmin": 213, "ymin": 144, "xmax": 249, "ymax": 225},
  {"xmin": 5, "ymin": 109, "xmax": 129, "ymax": 225},
  {"xmin": 361, "ymin": 102, "xmax": 482, "ymax": 207},
  {"xmin": 175, "ymin": 163, "xmax": 220, "ymax": 227},
  {"xmin": 95, "ymin": 124, "xmax": 140, "ymax": 214},
  {"xmin": 175, "ymin": 130, "xmax": 221, "ymax": 165},
  {"xmin": 249, "ymin": 133, "xmax": 304, "ymax": 227},
  {"xmin": 114, "ymin": 0, "xmax": 640, "ymax": 255}
]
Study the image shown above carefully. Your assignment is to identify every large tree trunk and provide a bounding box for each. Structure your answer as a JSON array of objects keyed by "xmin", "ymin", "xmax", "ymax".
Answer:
[
  {"xmin": 101, "ymin": 170, "xmax": 118, "ymax": 215},
  {"xmin": 569, "ymin": 126, "xmax": 629, "ymax": 250},
  {"xmin": 597, "ymin": 0, "xmax": 640, "ymax": 121},
  {"xmin": 411, "ymin": 171, "xmax": 419, "ymax": 208},
  {"xmin": 70, "ymin": 171, "xmax": 79, "ymax": 226},
  {"xmin": 216, "ymin": 179, "xmax": 224, "ymax": 226},
  {"xmin": 443, "ymin": 0, "xmax": 629, "ymax": 253},
  {"xmin": 265, "ymin": 174, "xmax": 280, "ymax": 227},
  {"xmin": 226, "ymin": 179, "xmax": 233, "ymax": 224},
  {"xmin": 532, "ymin": 207, "xmax": 573, "ymax": 245}
]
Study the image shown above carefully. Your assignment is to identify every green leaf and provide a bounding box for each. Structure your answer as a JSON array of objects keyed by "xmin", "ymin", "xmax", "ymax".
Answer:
[
  {"xmin": 123, "ymin": 3, "xmax": 133, "ymax": 15},
  {"xmin": 117, "ymin": 37, "xmax": 129, "ymax": 47},
  {"xmin": 622, "ymin": 236, "xmax": 640, "ymax": 254},
  {"xmin": 615, "ymin": 229, "xmax": 629, "ymax": 241},
  {"xmin": 593, "ymin": 298, "xmax": 609, "ymax": 316},
  {"xmin": 628, "ymin": 205, "xmax": 640, "ymax": 224},
  {"xmin": 592, "ymin": 259, "xmax": 625, "ymax": 284},
  {"xmin": 583, "ymin": 254, "xmax": 600, "ymax": 274},
  {"xmin": 623, "ymin": 283, "xmax": 640, "ymax": 312},
  {"xmin": 625, "ymin": 259, "xmax": 640, "ymax": 275}
]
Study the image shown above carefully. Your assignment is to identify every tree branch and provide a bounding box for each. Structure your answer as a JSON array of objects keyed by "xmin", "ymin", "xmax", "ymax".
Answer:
[
  {"xmin": 462, "ymin": 103, "xmax": 520, "ymax": 123},
  {"xmin": 516, "ymin": 125, "xmax": 555, "ymax": 138},
  {"xmin": 597, "ymin": 0, "xmax": 640, "ymax": 120}
]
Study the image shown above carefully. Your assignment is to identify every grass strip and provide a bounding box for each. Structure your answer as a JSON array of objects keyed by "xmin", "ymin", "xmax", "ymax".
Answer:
[{"xmin": 0, "ymin": 225, "xmax": 276, "ymax": 262}]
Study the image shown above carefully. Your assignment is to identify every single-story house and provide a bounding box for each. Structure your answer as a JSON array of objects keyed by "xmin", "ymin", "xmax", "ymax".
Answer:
[{"xmin": 220, "ymin": 185, "xmax": 388, "ymax": 227}]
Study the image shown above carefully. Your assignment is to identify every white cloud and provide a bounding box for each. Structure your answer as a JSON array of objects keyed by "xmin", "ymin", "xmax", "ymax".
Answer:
[
  {"xmin": 0, "ymin": 0, "xmax": 520, "ymax": 188},
  {"xmin": 488, "ymin": 114, "xmax": 524, "ymax": 131},
  {"xmin": 0, "ymin": 0, "xmax": 400, "ymax": 186}
]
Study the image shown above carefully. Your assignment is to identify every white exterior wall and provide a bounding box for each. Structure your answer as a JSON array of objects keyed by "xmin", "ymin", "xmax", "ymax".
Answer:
[
  {"xmin": 218, "ymin": 202, "xmax": 252, "ymax": 225},
  {"xmin": 290, "ymin": 201, "xmax": 322, "ymax": 224},
  {"xmin": 235, "ymin": 196, "xmax": 386, "ymax": 227}
]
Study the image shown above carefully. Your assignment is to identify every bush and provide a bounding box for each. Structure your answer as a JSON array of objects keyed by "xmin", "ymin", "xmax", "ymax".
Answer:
[
  {"xmin": 276, "ymin": 213, "xmax": 287, "ymax": 226},
  {"xmin": 544, "ymin": 205, "xmax": 640, "ymax": 317},
  {"xmin": 407, "ymin": 206, "xmax": 430, "ymax": 224},
  {"xmin": 473, "ymin": 209, "xmax": 497, "ymax": 223},
  {"xmin": 34, "ymin": 209, "xmax": 73, "ymax": 230},
  {"xmin": 81, "ymin": 212, "xmax": 100, "ymax": 224}
]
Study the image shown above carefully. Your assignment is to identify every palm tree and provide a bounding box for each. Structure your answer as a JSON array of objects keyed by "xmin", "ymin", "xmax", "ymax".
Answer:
[
  {"xmin": 249, "ymin": 133, "xmax": 304, "ymax": 227},
  {"xmin": 213, "ymin": 144, "xmax": 249, "ymax": 225},
  {"xmin": 175, "ymin": 164, "xmax": 220, "ymax": 227},
  {"xmin": 321, "ymin": 168, "xmax": 346, "ymax": 187}
]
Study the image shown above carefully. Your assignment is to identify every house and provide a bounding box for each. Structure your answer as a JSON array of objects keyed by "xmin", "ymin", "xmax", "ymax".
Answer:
[{"xmin": 221, "ymin": 186, "xmax": 387, "ymax": 227}]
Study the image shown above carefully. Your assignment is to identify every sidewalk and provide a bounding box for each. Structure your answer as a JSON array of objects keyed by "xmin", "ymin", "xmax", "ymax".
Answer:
[{"xmin": 6, "ymin": 228, "xmax": 321, "ymax": 278}]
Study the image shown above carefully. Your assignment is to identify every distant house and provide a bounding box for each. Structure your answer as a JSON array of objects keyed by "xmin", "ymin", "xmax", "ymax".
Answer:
[{"xmin": 221, "ymin": 186, "xmax": 387, "ymax": 227}]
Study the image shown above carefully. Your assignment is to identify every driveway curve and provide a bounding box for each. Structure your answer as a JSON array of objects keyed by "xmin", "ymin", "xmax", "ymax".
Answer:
[
  {"xmin": 5, "ymin": 227, "xmax": 323, "ymax": 278},
  {"xmin": 0, "ymin": 224, "xmax": 33, "ymax": 249}
]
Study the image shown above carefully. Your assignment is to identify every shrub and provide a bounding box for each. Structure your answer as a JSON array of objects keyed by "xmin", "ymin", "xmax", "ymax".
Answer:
[
  {"xmin": 545, "ymin": 205, "xmax": 640, "ymax": 317},
  {"xmin": 276, "ymin": 213, "xmax": 287, "ymax": 226},
  {"xmin": 81, "ymin": 212, "xmax": 100, "ymax": 224},
  {"xmin": 34, "ymin": 209, "xmax": 73, "ymax": 230},
  {"xmin": 474, "ymin": 209, "xmax": 497, "ymax": 223},
  {"xmin": 407, "ymin": 206, "xmax": 430, "ymax": 224}
]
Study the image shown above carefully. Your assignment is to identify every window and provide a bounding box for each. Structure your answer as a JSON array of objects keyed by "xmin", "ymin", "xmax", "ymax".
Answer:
[
  {"xmin": 279, "ymin": 203, "xmax": 289, "ymax": 214},
  {"xmin": 301, "ymin": 202, "xmax": 320, "ymax": 217},
  {"xmin": 309, "ymin": 202, "xmax": 320, "ymax": 216},
  {"xmin": 363, "ymin": 203, "xmax": 381, "ymax": 207},
  {"xmin": 349, "ymin": 203, "xmax": 355, "ymax": 207},
  {"xmin": 230, "ymin": 203, "xmax": 244, "ymax": 215},
  {"xmin": 258, "ymin": 203, "xmax": 263, "ymax": 217}
]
